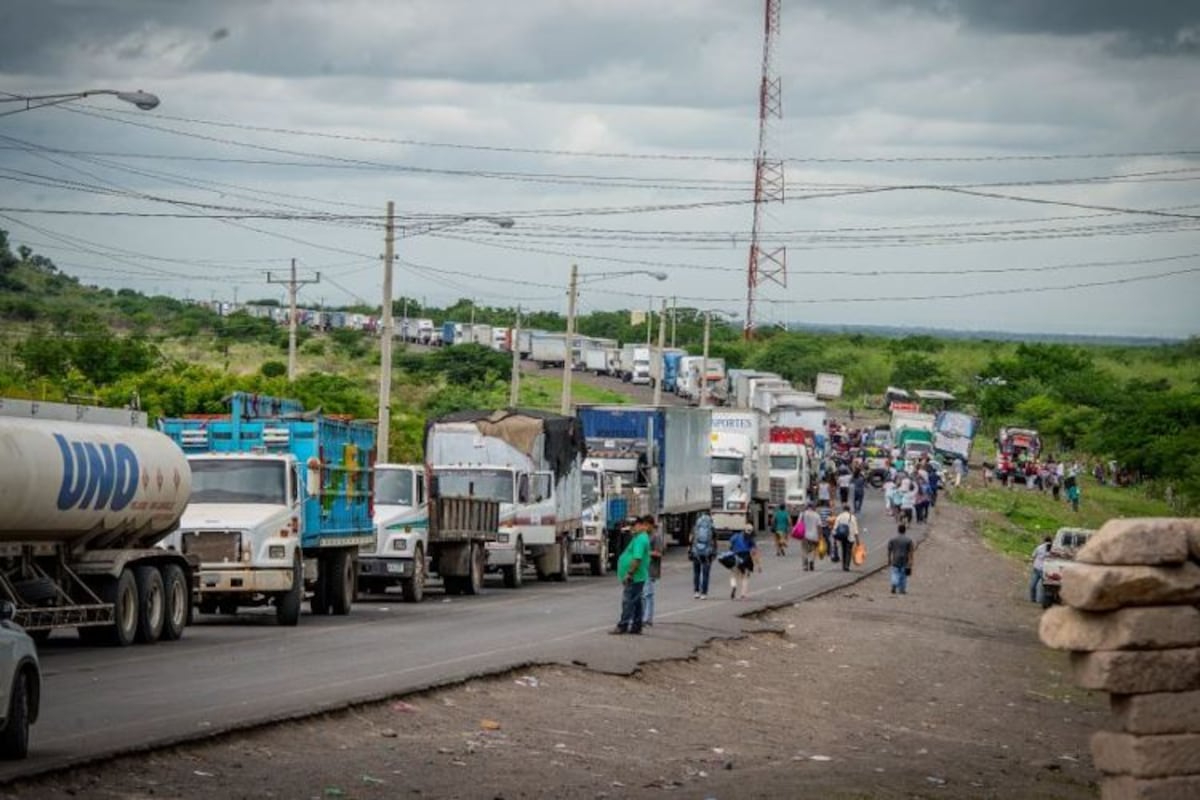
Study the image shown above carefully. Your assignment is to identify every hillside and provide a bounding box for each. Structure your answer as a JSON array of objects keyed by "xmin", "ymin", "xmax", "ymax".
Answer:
[{"xmin": 2, "ymin": 230, "xmax": 1198, "ymax": 507}]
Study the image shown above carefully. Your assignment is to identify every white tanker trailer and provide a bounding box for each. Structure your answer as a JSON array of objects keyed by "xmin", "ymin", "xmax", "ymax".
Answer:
[{"xmin": 0, "ymin": 398, "xmax": 197, "ymax": 646}]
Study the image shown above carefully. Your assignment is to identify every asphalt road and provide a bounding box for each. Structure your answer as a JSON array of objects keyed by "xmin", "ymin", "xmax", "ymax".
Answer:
[{"xmin": 5, "ymin": 493, "xmax": 910, "ymax": 783}]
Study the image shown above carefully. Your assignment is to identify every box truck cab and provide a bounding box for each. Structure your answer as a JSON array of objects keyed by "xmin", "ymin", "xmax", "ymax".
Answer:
[
  {"xmin": 708, "ymin": 410, "xmax": 769, "ymax": 535},
  {"xmin": 570, "ymin": 460, "xmax": 612, "ymax": 576},
  {"xmin": 768, "ymin": 428, "xmax": 813, "ymax": 513},
  {"xmin": 358, "ymin": 464, "xmax": 428, "ymax": 602}
]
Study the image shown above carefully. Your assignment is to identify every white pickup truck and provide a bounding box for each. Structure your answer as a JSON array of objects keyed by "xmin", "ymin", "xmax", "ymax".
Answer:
[{"xmin": 1040, "ymin": 527, "xmax": 1095, "ymax": 608}]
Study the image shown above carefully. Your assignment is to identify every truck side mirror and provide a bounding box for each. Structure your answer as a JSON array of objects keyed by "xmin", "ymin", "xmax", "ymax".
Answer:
[{"xmin": 305, "ymin": 457, "xmax": 322, "ymax": 497}]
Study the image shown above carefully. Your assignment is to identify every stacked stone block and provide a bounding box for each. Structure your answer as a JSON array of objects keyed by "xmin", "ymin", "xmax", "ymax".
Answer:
[{"xmin": 1039, "ymin": 518, "xmax": 1200, "ymax": 800}]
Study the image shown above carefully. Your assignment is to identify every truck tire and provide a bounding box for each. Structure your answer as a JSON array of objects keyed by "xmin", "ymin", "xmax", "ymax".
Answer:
[
  {"xmin": 96, "ymin": 570, "xmax": 138, "ymax": 647},
  {"xmin": 553, "ymin": 541, "xmax": 569, "ymax": 583},
  {"xmin": 12, "ymin": 578, "xmax": 56, "ymax": 605},
  {"xmin": 400, "ymin": 546, "xmax": 426, "ymax": 603},
  {"xmin": 0, "ymin": 670, "xmax": 30, "ymax": 760},
  {"xmin": 276, "ymin": 556, "xmax": 302, "ymax": 627},
  {"xmin": 329, "ymin": 550, "xmax": 355, "ymax": 615},
  {"xmin": 589, "ymin": 541, "xmax": 609, "ymax": 577},
  {"xmin": 133, "ymin": 565, "xmax": 165, "ymax": 645},
  {"xmin": 502, "ymin": 539, "xmax": 524, "ymax": 588},
  {"xmin": 310, "ymin": 555, "xmax": 331, "ymax": 615},
  {"xmin": 160, "ymin": 563, "xmax": 188, "ymax": 642},
  {"xmin": 464, "ymin": 543, "xmax": 484, "ymax": 596}
]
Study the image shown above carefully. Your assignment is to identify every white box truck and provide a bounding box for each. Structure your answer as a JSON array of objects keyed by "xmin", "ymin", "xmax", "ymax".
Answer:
[
  {"xmin": 531, "ymin": 333, "xmax": 568, "ymax": 368},
  {"xmin": 708, "ymin": 409, "xmax": 770, "ymax": 535}
]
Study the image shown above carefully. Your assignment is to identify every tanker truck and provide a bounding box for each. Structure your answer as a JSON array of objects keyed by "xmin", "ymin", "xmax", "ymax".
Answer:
[{"xmin": 0, "ymin": 398, "xmax": 196, "ymax": 646}]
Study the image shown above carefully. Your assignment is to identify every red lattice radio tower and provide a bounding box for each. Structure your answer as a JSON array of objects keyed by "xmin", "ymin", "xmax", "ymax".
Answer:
[{"xmin": 744, "ymin": 0, "xmax": 785, "ymax": 340}]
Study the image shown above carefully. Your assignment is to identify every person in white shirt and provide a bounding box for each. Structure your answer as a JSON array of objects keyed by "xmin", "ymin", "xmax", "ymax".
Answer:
[
  {"xmin": 831, "ymin": 504, "xmax": 861, "ymax": 572},
  {"xmin": 1030, "ymin": 536, "xmax": 1052, "ymax": 604}
]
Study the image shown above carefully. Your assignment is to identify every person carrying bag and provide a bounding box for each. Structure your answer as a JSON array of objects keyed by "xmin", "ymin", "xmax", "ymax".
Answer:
[{"xmin": 689, "ymin": 511, "xmax": 717, "ymax": 599}]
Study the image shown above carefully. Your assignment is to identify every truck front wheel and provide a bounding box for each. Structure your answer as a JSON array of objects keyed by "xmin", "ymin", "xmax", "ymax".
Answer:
[
  {"xmin": 589, "ymin": 540, "xmax": 609, "ymax": 576},
  {"xmin": 276, "ymin": 556, "xmax": 302, "ymax": 626},
  {"xmin": 553, "ymin": 541, "xmax": 570, "ymax": 583},
  {"xmin": 330, "ymin": 550, "xmax": 355, "ymax": 615},
  {"xmin": 464, "ymin": 543, "xmax": 485, "ymax": 596},
  {"xmin": 400, "ymin": 546, "xmax": 426, "ymax": 602},
  {"xmin": 501, "ymin": 539, "xmax": 524, "ymax": 588}
]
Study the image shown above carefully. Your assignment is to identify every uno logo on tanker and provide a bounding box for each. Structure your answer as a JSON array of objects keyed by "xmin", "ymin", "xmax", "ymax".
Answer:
[{"xmin": 53, "ymin": 433, "xmax": 140, "ymax": 512}]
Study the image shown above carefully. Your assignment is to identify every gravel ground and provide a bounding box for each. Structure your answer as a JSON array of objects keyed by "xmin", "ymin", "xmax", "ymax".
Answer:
[{"xmin": 4, "ymin": 499, "xmax": 1105, "ymax": 800}]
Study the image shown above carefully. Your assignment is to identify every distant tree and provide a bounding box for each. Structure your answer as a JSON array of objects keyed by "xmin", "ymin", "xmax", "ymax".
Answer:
[
  {"xmin": 16, "ymin": 330, "xmax": 72, "ymax": 378},
  {"xmin": 889, "ymin": 352, "xmax": 946, "ymax": 389},
  {"xmin": 260, "ymin": 360, "xmax": 287, "ymax": 378}
]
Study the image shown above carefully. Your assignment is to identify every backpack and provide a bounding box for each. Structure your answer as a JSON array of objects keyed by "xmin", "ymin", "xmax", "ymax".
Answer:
[{"xmin": 692, "ymin": 516, "xmax": 715, "ymax": 557}]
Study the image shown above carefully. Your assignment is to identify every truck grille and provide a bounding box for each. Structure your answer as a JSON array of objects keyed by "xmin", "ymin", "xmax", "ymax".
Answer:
[
  {"xmin": 182, "ymin": 531, "xmax": 242, "ymax": 564},
  {"xmin": 769, "ymin": 478, "xmax": 787, "ymax": 505},
  {"xmin": 711, "ymin": 486, "xmax": 724, "ymax": 510}
]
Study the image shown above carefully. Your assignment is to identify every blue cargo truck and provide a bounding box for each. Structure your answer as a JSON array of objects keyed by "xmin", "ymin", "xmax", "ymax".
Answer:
[
  {"xmin": 576, "ymin": 405, "xmax": 711, "ymax": 546},
  {"xmin": 159, "ymin": 392, "xmax": 375, "ymax": 625}
]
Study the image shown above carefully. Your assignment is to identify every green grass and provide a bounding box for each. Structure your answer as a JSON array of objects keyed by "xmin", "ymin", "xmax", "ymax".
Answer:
[
  {"xmin": 518, "ymin": 375, "xmax": 628, "ymax": 409},
  {"xmin": 952, "ymin": 478, "xmax": 1172, "ymax": 559}
]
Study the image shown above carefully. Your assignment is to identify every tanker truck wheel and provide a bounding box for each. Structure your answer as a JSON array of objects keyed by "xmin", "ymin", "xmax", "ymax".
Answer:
[
  {"xmin": 133, "ymin": 566, "xmax": 165, "ymax": 644},
  {"xmin": 83, "ymin": 570, "xmax": 138, "ymax": 647},
  {"xmin": 160, "ymin": 564, "xmax": 188, "ymax": 642},
  {"xmin": 329, "ymin": 550, "xmax": 355, "ymax": 615}
]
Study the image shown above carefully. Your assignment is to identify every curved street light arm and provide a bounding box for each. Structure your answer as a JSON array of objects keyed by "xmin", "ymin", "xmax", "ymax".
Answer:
[{"xmin": 0, "ymin": 88, "xmax": 160, "ymax": 118}]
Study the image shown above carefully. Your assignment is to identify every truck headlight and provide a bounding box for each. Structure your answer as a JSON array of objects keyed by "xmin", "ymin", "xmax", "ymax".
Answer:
[
  {"xmin": 268, "ymin": 545, "xmax": 286, "ymax": 559},
  {"xmin": 497, "ymin": 533, "xmax": 510, "ymax": 544},
  {"xmin": 391, "ymin": 539, "xmax": 409, "ymax": 552}
]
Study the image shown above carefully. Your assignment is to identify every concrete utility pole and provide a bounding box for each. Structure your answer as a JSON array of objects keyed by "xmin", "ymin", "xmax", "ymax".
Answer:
[
  {"xmin": 700, "ymin": 311, "xmax": 712, "ymax": 407},
  {"xmin": 560, "ymin": 263, "xmax": 579, "ymax": 416},
  {"xmin": 510, "ymin": 305, "xmax": 522, "ymax": 408},
  {"xmin": 653, "ymin": 297, "xmax": 667, "ymax": 405},
  {"xmin": 671, "ymin": 295, "xmax": 677, "ymax": 348},
  {"xmin": 267, "ymin": 258, "xmax": 320, "ymax": 382},
  {"xmin": 377, "ymin": 201, "xmax": 396, "ymax": 462}
]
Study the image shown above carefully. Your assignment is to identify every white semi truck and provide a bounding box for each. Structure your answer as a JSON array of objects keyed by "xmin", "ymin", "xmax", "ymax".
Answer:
[
  {"xmin": 569, "ymin": 459, "xmax": 612, "ymax": 576},
  {"xmin": 708, "ymin": 409, "xmax": 770, "ymax": 535},
  {"xmin": 357, "ymin": 463, "xmax": 429, "ymax": 602},
  {"xmin": 426, "ymin": 410, "xmax": 583, "ymax": 589},
  {"xmin": 0, "ymin": 398, "xmax": 196, "ymax": 646}
]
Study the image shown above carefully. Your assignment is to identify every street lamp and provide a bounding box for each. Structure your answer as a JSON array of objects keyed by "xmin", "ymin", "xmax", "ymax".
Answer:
[
  {"xmin": 699, "ymin": 309, "xmax": 739, "ymax": 407},
  {"xmin": 0, "ymin": 88, "xmax": 160, "ymax": 118},
  {"xmin": 561, "ymin": 267, "xmax": 668, "ymax": 415},
  {"xmin": 377, "ymin": 207, "xmax": 516, "ymax": 461}
]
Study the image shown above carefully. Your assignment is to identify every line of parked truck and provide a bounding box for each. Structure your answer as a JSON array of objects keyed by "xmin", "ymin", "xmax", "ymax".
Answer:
[{"xmin": 0, "ymin": 367, "xmax": 846, "ymax": 651}]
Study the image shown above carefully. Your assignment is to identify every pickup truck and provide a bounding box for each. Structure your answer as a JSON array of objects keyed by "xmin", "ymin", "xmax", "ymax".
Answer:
[{"xmin": 1040, "ymin": 527, "xmax": 1095, "ymax": 608}]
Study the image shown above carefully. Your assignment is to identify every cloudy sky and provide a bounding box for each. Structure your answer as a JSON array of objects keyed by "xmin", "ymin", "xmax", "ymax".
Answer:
[{"xmin": 1, "ymin": 0, "xmax": 1198, "ymax": 337}]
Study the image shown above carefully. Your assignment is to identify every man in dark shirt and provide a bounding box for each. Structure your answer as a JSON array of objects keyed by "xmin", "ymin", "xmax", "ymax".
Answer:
[{"xmin": 887, "ymin": 523, "xmax": 915, "ymax": 595}]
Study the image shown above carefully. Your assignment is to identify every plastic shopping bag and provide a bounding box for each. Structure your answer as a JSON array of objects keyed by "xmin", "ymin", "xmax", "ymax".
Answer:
[
  {"xmin": 852, "ymin": 540, "xmax": 866, "ymax": 566},
  {"xmin": 816, "ymin": 537, "xmax": 828, "ymax": 559}
]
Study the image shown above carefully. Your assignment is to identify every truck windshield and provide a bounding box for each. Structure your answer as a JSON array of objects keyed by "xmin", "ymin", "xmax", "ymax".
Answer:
[
  {"xmin": 435, "ymin": 468, "xmax": 513, "ymax": 503},
  {"xmin": 581, "ymin": 471, "xmax": 600, "ymax": 507},
  {"xmin": 375, "ymin": 469, "xmax": 414, "ymax": 506},
  {"xmin": 769, "ymin": 455, "xmax": 798, "ymax": 471},
  {"xmin": 712, "ymin": 456, "xmax": 744, "ymax": 476},
  {"xmin": 189, "ymin": 459, "xmax": 287, "ymax": 504}
]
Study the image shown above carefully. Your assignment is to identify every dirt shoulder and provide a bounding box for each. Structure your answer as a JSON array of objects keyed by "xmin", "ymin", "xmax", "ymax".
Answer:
[{"xmin": 7, "ymin": 499, "xmax": 1105, "ymax": 800}]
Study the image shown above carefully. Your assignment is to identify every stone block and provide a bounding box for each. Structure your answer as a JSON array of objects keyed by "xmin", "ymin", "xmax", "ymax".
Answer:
[
  {"xmin": 1111, "ymin": 691, "xmax": 1200, "ymax": 735},
  {"xmin": 1071, "ymin": 648, "xmax": 1200, "ymax": 694},
  {"xmin": 1061, "ymin": 562, "xmax": 1200, "ymax": 611},
  {"xmin": 1077, "ymin": 518, "xmax": 1197, "ymax": 566},
  {"xmin": 1040, "ymin": 605, "xmax": 1200, "ymax": 651},
  {"xmin": 1102, "ymin": 774, "xmax": 1200, "ymax": 800},
  {"xmin": 1091, "ymin": 730, "xmax": 1200, "ymax": 777}
]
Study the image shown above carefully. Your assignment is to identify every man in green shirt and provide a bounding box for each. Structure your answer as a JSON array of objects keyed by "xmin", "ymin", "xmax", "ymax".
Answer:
[{"xmin": 611, "ymin": 514, "xmax": 653, "ymax": 635}]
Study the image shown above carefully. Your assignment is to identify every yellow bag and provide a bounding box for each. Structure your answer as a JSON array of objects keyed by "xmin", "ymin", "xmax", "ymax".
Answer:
[
  {"xmin": 852, "ymin": 540, "xmax": 866, "ymax": 566},
  {"xmin": 817, "ymin": 537, "xmax": 828, "ymax": 559}
]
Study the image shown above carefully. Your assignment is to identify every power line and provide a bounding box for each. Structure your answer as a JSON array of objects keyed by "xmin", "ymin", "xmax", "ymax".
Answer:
[{"xmin": 92, "ymin": 106, "xmax": 1200, "ymax": 165}]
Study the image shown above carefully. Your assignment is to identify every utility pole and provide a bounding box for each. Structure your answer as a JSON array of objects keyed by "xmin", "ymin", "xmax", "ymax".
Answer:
[
  {"xmin": 653, "ymin": 298, "xmax": 667, "ymax": 405},
  {"xmin": 560, "ymin": 264, "xmax": 578, "ymax": 416},
  {"xmin": 267, "ymin": 258, "xmax": 320, "ymax": 382},
  {"xmin": 671, "ymin": 295, "xmax": 677, "ymax": 348},
  {"xmin": 645, "ymin": 298, "xmax": 653, "ymax": 347},
  {"xmin": 510, "ymin": 305, "xmax": 522, "ymax": 408},
  {"xmin": 377, "ymin": 201, "xmax": 396, "ymax": 461},
  {"xmin": 699, "ymin": 311, "xmax": 711, "ymax": 407}
]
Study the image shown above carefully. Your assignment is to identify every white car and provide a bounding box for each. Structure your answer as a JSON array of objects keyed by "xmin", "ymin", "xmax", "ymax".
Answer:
[{"xmin": 0, "ymin": 601, "xmax": 40, "ymax": 759}]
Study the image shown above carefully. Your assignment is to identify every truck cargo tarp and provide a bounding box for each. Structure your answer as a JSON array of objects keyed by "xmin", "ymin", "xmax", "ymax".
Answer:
[{"xmin": 426, "ymin": 409, "xmax": 586, "ymax": 480}]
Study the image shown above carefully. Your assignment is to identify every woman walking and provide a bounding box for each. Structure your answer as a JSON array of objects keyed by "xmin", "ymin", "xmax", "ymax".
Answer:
[{"xmin": 729, "ymin": 523, "xmax": 760, "ymax": 600}]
